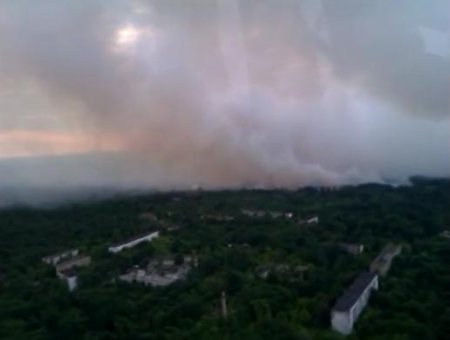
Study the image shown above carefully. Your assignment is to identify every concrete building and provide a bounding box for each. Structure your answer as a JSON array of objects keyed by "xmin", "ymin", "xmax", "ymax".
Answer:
[
  {"xmin": 42, "ymin": 249, "xmax": 79, "ymax": 265},
  {"xmin": 42, "ymin": 249, "xmax": 90, "ymax": 291},
  {"xmin": 57, "ymin": 269, "xmax": 78, "ymax": 291},
  {"xmin": 370, "ymin": 244, "xmax": 402, "ymax": 276},
  {"xmin": 119, "ymin": 255, "xmax": 194, "ymax": 287},
  {"xmin": 306, "ymin": 216, "xmax": 319, "ymax": 224},
  {"xmin": 297, "ymin": 216, "xmax": 319, "ymax": 225},
  {"xmin": 56, "ymin": 254, "xmax": 91, "ymax": 272},
  {"xmin": 331, "ymin": 271, "xmax": 379, "ymax": 335},
  {"xmin": 108, "ymin": 231, "xmax": 160, "ymax": 253},
  {"xmin": 43, "ymin": 253, "xmax": 92, "ymax": 292}
]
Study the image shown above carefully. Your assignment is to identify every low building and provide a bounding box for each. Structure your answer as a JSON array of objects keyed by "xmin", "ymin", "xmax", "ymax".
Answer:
[
  {"xmin": 108, "ymin": 231, "xmax": 160, "ymax": 253},
  {"xmin": 56, "ymin": 254, "xmax": 91, "ymax": 272},
  {"xmin": 331, "ymin": 271, "xmax": 379, "ymax": 335},
  {"xmin": 298, "ymin": 216, "xmax": 319, "ymax": 225},
  {"xmin": 341, "ymin": 243, "xmax": 364, "ymax": 255},
  {"xmin": 42, "ymin": 249, "xmax": 79, "ymax": 265},
  {"xmin": 44, "ymin": 253, "xmax": 92, "ymax": 292},
  {"xmin": 119, "ymin": 255, "xmax": 195, "ymax": 287},
  {"xmin": 370, "ymin": 244, "xmax": 402, "ymax": 276},
  {"xmin": 306, "ymin": 216, "xmax": 319, "ymax": 224},
  {"xmin": 43, "ymin": 250, "xmax": 90, "ymax": 291},
  {"xmin": 57, "ymin": 269, "xmax": 78, "ymax": 291}
]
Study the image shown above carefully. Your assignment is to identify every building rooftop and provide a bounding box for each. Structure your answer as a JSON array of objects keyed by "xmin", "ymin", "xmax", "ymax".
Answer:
[
  {"xmin": 370, "ymin": 244, "xmax": 402, "ymax": 267},
  {"xmin": 333, "ymin": 271, "xmax": 377, "ymax": 312},
  {"xmin": 58, "ymin": 268, "xmax": 77, "ymax": 278},
  {"xmin": 110, "ymin": 230, "xmax": 158, "ymax": 247},
  {"xmin": 56, "ymin": 254, "xmax": 90, "ymax": 267}
]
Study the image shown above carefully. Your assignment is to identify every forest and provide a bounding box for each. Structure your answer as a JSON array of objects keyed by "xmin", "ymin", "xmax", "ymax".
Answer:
[{"xmin": 0, "ymin": 177, "xmax": 449, "ymax": 339}]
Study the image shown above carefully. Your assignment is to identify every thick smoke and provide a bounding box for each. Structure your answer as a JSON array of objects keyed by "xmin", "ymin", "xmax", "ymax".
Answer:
[{"xmin": 0, "ymin": 0, "xmax": 449, "ymax": 203}]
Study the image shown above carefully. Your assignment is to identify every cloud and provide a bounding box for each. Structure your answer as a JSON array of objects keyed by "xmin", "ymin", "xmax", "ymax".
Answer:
[
  {"xmin": 319, "ymin": 0, "xmax": 450, "ymax": 118},
  {"xmin": 0, "ymin": 0, "xmax": 448, "ymax": 203}
]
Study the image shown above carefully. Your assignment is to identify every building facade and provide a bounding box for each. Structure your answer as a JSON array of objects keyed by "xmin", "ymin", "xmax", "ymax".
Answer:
[
  {"xmin": 331, "ymin": 271, "xmax": 378, "ymax": 335},
  {"xmin": 57, "ymin": 269, "xmax": 78, "ymax": 291}
]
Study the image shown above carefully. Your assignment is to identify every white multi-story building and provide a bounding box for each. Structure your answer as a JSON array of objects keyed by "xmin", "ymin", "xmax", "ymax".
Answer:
[
  {"xmin": 331, "ymin": 271, "xmax": 378, "ymax": 335},
  {"xmin": 108, "ymin": 231, "xmax": 160, "ymax": 253},
  {"xmin": 42, "ymin": 250, "xmax": 91, "ymax": 292}
]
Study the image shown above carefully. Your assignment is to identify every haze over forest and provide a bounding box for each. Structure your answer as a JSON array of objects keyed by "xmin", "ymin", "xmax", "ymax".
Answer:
[{"xmin": 0, "ymin": 0, "xmax": 449, "ymax": 206}]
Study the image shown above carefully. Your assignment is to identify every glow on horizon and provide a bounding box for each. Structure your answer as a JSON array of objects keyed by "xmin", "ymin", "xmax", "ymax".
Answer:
[{"xmin": 0, "ymin": 130, "xmax": 125, "ymax": 159}]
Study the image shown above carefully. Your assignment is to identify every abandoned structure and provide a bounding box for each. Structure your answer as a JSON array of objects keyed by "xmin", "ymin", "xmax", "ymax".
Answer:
[
  {"xmin": 119, "ymin": 255, "xmax": 196, "ymax": 287},
  {"xmin": 331, "ymin": 271, "xmax": 379, "ymax": 335},
  {"xmin": 108, "ymin": 231, "xmax": 160, "ymax": 253},
  {"xmin": 370, "ymin": 244, "xmax": 402, "ymax": 276},
  {"xmin": 43, "ymin": 249, "xmax": 91, "ymax": 291},
  {"xmin": 56, "ymin": 254, "xmax": 91, "ymax": 272},
  {"xmin": 57, "ymin": 269, "xmax": 78, "ymax": 292}
]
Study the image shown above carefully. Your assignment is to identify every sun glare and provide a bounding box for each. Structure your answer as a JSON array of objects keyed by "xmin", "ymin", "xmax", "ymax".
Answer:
[{"xmin": 115, "ymin": 25, "xmax": 140, "ymax": 47}]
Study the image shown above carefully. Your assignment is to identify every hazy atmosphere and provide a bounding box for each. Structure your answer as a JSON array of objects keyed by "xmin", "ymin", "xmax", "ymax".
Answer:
[{"xmin": 0, "ymin": 0, "xmax": 449, "ymax": 205}]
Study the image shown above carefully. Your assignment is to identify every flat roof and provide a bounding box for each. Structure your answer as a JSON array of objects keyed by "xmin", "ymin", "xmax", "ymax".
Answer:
[
  {"xmin": 333, "ymin": 271, "xmax": 377, "ymax": 312},
  {"xmin": 56, "ymin": 254, "xmax": 90, "ymax": 267},
  {"xmin": 110, "ymin": 230, "xmax": 158, "ymax": 248},
  {"xmin": 371, "ymin": 244, "xmax": 401, "ymax": 265}
]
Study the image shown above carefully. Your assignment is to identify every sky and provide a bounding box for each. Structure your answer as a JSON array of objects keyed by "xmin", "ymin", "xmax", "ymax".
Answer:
[{"xmin": 0, "ymin": 0, "xmax": 449, "ymax": 204}]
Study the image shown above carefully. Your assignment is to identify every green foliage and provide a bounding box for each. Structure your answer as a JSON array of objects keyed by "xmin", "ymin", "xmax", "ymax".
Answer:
[{"xmin": 0, "ymin": 179, "xmax": 449, "ymax": 338}]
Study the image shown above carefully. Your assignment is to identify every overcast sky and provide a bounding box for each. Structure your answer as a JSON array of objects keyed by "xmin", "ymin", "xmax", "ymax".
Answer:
[{"xmin": 0, "ymin": 0, "xmax": 449, "ymax": 200}]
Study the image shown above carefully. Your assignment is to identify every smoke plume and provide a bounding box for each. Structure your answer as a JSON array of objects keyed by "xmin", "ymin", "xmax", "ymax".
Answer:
[{"xmin": 0, "ymin": 0, "xmax": 449, "ymax": 204}]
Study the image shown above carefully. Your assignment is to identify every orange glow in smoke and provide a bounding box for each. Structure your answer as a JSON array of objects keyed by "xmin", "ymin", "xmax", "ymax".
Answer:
[{"xmin": 0, "ymin": 130, "xmax": 125, "ymax": 158}]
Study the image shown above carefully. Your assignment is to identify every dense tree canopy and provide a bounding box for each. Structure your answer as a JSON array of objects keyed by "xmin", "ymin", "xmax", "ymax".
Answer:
[{"xmin": 0, "ymin": 179, "xmax": 449, "ymax": 339}]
